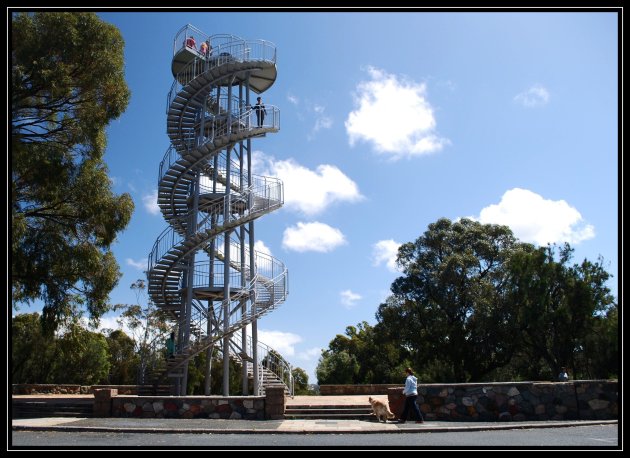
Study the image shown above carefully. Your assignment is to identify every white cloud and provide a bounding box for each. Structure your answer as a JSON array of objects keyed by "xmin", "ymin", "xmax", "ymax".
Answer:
[
  {"xmin": 254, "ymin": 240, "xmax": 272, "ymax": 256},
  {"xmin": 126, "ymin": 257, "xmax": 148, "ymax": 271},
  {"xmin": 258, "ymin": 329, "xmax": 303, "ymax": 357},
  {"xmin": 514, "ymin": 84, "xmax": 550, "ymax": 107},
  {"xmin": 313, "ymin": 116, "xmax": 332, "ymax": 132},
  {"xmin": 476, "ymin": 188, "xmax": 595, "ymax": 246},
  {"xmin": 282, "ymin": 221, "xmax": 347, "ymax": 253},
  {"xmin": 287, "ymin": 93, "xmax": 299, "ymax": 105},
  {"xmin": 372, "ymin": 239, "xmax": 402, "ymax": 273},
  {"xmin": 345, "ymin": 66, "xmax": 449, "ymax": 159},
  {"xmin": 254, "ymin": 152, "xmax": 362, "ymax": 216},
  {"xmin": 96, "ymin": 315, "xmax": 125, "ymax": 333},
  {"xmin": 340, "ymin": 289, "xmax": 362, "ymax": 309},
  {"xmin": 297, "ymin": 347, "xmax": 322, "ymax": 361},
  {"xmin": 142, "ymin": 190, "xmax": 160, "ymax": 215},
  {"xmin": 309, "ymin": 105, "xmax": 333, "ymax": 140}
]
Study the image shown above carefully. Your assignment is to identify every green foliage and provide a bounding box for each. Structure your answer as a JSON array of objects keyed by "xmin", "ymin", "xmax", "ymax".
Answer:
[
  {"xmin": 316, "ymin": 349, "xmax": 359, "ymax": 385},
  {"xmin": 106, "ymin": 329, "xmax": 139, "ymax": 385},
  {"xmin": 185, "ymin": 347, "xmax": 244, "ymax": 395},
  {"xmin": 292, "ymin": 367, "xmax": 311, "ymax": 395},
  {"xmin": 112, "ymin": 279, "xmax": 172, "ymax": 384},
  {"xmin": 379, "ymin": 218, "xmax": 524, "ymax": 382},
  {"xmin": 315, "ymin": 321, "xmax": 406, "ymax": 385},
  {"xmin": 579, "ymin": 304, "xmax": 618, "ymax": 379},
  {"xmin": 12, "ymin": 313, "xmax": 58, "ymax": 383},
  {"xmin": 12, "ymin": 313, "xmax": 111, "ymax": 385},
  {"xmin": 318, "ymin": 218, "xmax": 617, "ymax": 384},
  {"xmin": 11, "ymin": 12, "xmax": 133, "ymax": 331},
  {"xmin": 55, "ymin": 323, "xmax": 111, "ymax": 384},
  {"xmin": 504, "ymin": 244, "xmax": 616, "ymax": 380}
]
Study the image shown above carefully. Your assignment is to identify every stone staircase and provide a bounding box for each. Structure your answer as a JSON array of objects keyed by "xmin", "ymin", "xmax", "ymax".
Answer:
[
  {"xmin": 12, "ymin": 397, "xmax": 93, "ymax": 418},
  {"xmin": 284, "ymin": 403, "xmax": 374, "ymax": 420}
]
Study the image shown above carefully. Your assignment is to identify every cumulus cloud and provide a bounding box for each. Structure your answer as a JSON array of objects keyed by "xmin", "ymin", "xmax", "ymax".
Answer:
[
  {"xmin": 340, "ymin": 289, "xmax": 362, "ymax": 309},
  {"xmin": 254, "ymin": 240, "xmax": 272, "ymax": 256},
  {"xmin": 257, "ymin": 329, "xmax": 303, "ymax": 357},
  {"xmin": 514, "ymin": 84, "xmax": 550, "ymax": 107},
  {"xmin": 254, "ymin": 152, "xmax": 363, "ymax": 216},
  {"xmin": 475, "ymin": 188, "xmax": 595, "ymax": 246},
  {"xmin": 282, "ymin": 222, "xmax": 347, "ymax": 253},
  {"xmin": 142, "ymin": 190, "xmax": 160, "ymax": 215},
  {"xmin": 297, "ymin": 347, "xmax": 322, "ymax": 361},
  {"xmin": 372, "ymin": 239, "xmax": 402, "ymax": 273},
  {"xmin": 126, "ymin": 257, "xmax": 148, "ymax": 271},
  {"xmin": 345, "ymin": 66, "xmax": 449, "ymax": 159}
]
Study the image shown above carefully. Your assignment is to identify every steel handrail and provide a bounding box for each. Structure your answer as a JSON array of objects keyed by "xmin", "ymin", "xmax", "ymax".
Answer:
[{"xmin": 167, "ymin": 39, "xmax": 277, "ymax": 112}]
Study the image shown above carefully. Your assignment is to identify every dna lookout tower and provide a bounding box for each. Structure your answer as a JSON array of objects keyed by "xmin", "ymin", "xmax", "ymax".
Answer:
[{"xmin": 148, "ymin": 25, "xmax": 291, "ymax": 396}]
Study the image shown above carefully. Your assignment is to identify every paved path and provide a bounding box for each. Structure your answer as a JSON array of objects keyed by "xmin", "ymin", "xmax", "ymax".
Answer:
[
  {"xmin": 287, "ymin": 395, "xmax": 386, "ymax": 406},
  {"xmin": 12, "ymin": 417, "xmax": 617, "ymax": 434}
]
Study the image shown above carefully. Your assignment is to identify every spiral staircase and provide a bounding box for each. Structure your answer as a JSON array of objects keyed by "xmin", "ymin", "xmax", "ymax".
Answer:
[{"xmin": 147, "ymin": 25, "xmax": 291, "ymax": 396}]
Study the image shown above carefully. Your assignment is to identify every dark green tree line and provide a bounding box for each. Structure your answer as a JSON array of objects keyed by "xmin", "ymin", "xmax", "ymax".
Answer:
[{"xmin": 12, "ymin": 312, "xmax": 111, "ymax": 385}]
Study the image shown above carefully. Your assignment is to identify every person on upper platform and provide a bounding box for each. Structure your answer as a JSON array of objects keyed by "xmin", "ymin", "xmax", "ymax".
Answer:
[
  {"xmin": 185, "ymin": 35, "xmax": 196, "ymax": 50},
  {"xmin": 200, "ymin": 39, "xmax": 212, "ymax": 58}
]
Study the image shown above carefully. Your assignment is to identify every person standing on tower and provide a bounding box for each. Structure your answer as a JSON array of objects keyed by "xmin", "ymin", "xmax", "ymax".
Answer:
[
  {"xmin": 253, "ymin": 96, "xmax": 267, "ymax": 127},
  {"xmin": 185, "ymin": 35, "xmax": 196, "ymax": 50}
]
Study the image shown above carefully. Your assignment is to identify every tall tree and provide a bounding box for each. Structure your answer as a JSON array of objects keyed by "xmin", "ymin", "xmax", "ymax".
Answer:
[
  {"xmin": 11, "ymin": 12, "xmax": 133, "ymax": 331},
  {"xmin": 112, "ymin": 279, "xmax": 171, "ymax": 383},
  {"xmin": 315, "ymin": 322, "xmax": 407, "ymax": 385},
  {"xmin": 53, "ymin": 322, "xmax": 111, "ymax": 385},
  {"xmin": 505, "ymin": 244, "xmax": 615, "ymax": 380},
  {"xmin": 292, "ymin": 367, "xmax": 310, "ymax": 395},
  {"xmin": 105, "ymin": 329, "xmax": 139, "ymax": 385},
  {"xmin": 12, "ymin": 313, "xmax": 58, "ymax": 383},
  {"xmin": 316, "ymin": 349, "xmax": 359, "ymax": 385},
  {"xmin": 377, "ymin": 218, "xmax": 525, "ymax": 382}
]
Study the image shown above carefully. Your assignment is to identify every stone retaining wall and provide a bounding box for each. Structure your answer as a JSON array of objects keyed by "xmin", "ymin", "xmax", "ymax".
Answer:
[
  {"xmin": 111, "ymin": 395, "xmax": 266, "ymax": 419},
  {"xmin": 92, "ymin": 386, "xmax": 285, "ymax": 420},
  {"xmin": 387, "ymin": 380, "xmax": 617, "ymax": 422}
]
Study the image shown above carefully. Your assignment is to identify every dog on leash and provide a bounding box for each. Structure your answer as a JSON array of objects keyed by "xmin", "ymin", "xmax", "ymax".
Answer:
[{"xmin": 369, "ymin": 396, "xmax": 395, "ymax": 423}]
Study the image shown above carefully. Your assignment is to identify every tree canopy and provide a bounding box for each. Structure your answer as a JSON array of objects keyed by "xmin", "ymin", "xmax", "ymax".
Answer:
[
  {"xmin": 11, "ymin": 12, "xmax": 133, "ymax": 330},
  {"xmin": 316, "ymin": 218, "xmax": 617, "ymax": 384},
  {"xmin": 12, "ymin": 312, "xmax": 110, "ymax": 385}
]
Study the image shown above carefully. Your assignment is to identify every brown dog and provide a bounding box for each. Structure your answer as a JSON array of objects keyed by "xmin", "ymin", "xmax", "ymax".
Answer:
[{"xmin": 369, "ymin": 396, "xmax": 395, "ymax": 423}]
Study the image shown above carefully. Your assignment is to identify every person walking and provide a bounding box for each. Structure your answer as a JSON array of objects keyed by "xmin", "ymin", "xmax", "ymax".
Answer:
[{"xmin": 399, "ymin": 367, "xmax": 424, "ymax": 423}]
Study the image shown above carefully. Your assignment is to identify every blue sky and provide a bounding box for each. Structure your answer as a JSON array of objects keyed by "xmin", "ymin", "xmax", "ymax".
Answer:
[{"xmin": 18, "ymin": 11, "xmax": 619, "ymax": 384}]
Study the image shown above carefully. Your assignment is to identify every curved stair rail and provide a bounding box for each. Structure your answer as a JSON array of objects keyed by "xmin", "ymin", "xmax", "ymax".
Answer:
[{"xmin": 148, "ymin": 24, "xmax": 290, "ymax": 396}]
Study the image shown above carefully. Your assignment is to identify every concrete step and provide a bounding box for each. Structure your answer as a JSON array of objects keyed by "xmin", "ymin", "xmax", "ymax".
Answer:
[
  {"xmin": 284, "ymin": 404, "xmax": 374, "ymax": 420},
  {"xmin": 283, "ymin": 413, "xmax": 375, "ymax": 420},
  {"xmin": 12, "ymin": 401, "xmax": 93, "ymax": 418}
]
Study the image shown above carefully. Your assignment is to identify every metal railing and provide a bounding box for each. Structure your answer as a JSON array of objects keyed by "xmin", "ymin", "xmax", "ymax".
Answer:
[
  {"xmin": 149, "ymin": 25, "xmax": 291, "ymax": 395},
  {"xmin": 148, "ymin": 175, "xmax": 283, "ymax": 273},
  {"xmin": 167, "ymin": 38, "xmax": 277, "ymax": 111},
  {"xmin": 159, "ymin": 105, "xmax": 280, "ymax": 182}
]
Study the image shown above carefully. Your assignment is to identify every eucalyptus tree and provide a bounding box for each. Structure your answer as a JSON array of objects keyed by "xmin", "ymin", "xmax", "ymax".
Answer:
[{"xmin": 12, "ymin": 12, "xmax": 133, "ymax": 331}]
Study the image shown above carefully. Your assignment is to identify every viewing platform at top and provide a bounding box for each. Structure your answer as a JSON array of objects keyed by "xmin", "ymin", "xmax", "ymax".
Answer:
[{"xmin": 171, "ymin": 24, "xmax": 277, "ymax": 94}]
